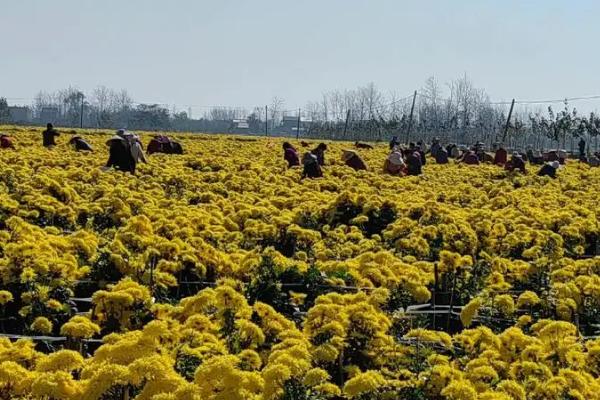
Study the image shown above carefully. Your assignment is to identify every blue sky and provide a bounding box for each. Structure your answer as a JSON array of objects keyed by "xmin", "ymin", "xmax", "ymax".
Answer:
[{"xmin": 1, "ymin": 0, "xmax": 599, "ymax": 112}]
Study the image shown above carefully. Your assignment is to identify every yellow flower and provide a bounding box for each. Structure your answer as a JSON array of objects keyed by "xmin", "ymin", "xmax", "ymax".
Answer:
[
  {"xmin": 0, "ymin": 291, "xmax": 13, "ymax": 305},
  {"xmin": 343, "ymin": 370, "xmax": 387, "ymax": 397},
  {"xmin": 30, "ymin": 317, "xmax": 53, "ymax": 334}
]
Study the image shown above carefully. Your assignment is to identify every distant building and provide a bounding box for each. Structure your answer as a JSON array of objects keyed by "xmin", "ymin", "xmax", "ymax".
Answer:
[
  {"xmin": 230, "ymin": 118, "xmax": 250, "ymax": 133},
  {"xmin": 40, "ymin": 107, "xmax": 59, "ymax": 123},
  {"xmin": 280, "ymin": 114, "xmax": 309, "ymax": 136},
  {"xmin": 8, "ymin": 106, "xmax": 32, "ymax": 123}
]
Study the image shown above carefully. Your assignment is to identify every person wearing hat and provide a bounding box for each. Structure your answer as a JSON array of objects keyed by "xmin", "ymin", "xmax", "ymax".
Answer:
[
  {"xmin": 42, "ymin": 123, "xmax": 60, "ymax": 148},
  {"xmin": 0, "ymin": 134, "xmax": 14, "ymax": 149},
  {"xmin": 301, "ymin": 152, "xmax": 323, "ymax": 179},
  {"xmin": 69, "ymin": 135, "xmax": 93, "ymax": 152},
  {"xmin": 103, "ymin": 129, "xmax": 145, "ymax": 174},
  {"xmin": 505, "ymin": 152, "xmax": 526, "ymax": 174},
  {"xmin": 538, "ymin": 161, "xmax": 560, "ymax": 178},
  {"xmin": 282, "ymin": 142, "xmax": 300, "ymax": 167},
  {"xmin": 342, "ymin": 149, "xmax": 367, "ymax": 171},
  {"xmin": 494, "ymin": 144, "xmax": 508, "ymax": 166},
  {"xmin": 384, "ymin": 149, "xmax": 406, "ymax": 175}
]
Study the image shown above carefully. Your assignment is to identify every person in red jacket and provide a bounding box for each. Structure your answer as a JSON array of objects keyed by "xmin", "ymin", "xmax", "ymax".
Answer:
[
  {"xmin": 282, "ymin": 142, "xmax": 300, "ymax": 167},
  {"xmin": 342, "ymin": 149, "xmax": 367, "ymax": 171},
  {"xmin": 494, "ymin": 144, "xmax": 508, "ymax": 166},
  {"xmin": 0, "ymin": 134, "xmax": 14, "ymax": 149}
]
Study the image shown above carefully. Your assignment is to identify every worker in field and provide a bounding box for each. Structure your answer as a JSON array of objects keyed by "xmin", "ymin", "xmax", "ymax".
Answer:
[
  {"xmin": 389, "ymin": 136, "xmax": 400, "ymax": 150},
  {"xmin": 435, "ymin": 146, "xmax": 449, "ymax": 164},
  {"xmin": 301, "ymin": 152, "xmax": 323, "ymax": 179},
  {"xmin": 537, "ymin": 161, "xmax": 560, "ymax": 178},
  {"xmin": 342, "ymin": 149, "xmax": 367, "ymax": 171},
  {"xmin": 429, "ymin": 137, "xmax": 441, "ymax": 158},
  {"xmin": 148, "ymin": 135, "xmax": 184, "ymax": 155},
  {"xmin": 282, "ymin": 142, "xmax": 300, "ymax": 167},
  {"xmin": 383, "ymin": 149, "xmax": 406, "ymax": 175},
  {"xmin": 461, "ymin": 150, "xmax": 480, "ymax": 165},
  {"xmin": 103, "ymin": 129, "xmax": 146, "ymax": 174},
  {"xmin": 0, "ymin": 134, "xmax": 14, "ymax": 149},
  {"xmin": 69, "ymin": 135, "xmax": 93, "ymax": 152},
  {"xmin": 42, "ymin": 123, "xmax": 60, "ymax": 147},
  {"xmin": 505, "ymin": 152, "xmax": 526, "ymax": 174},
  {"xmin": 447, "ymin": 143, "xmax": 460, "ymax": 159},
  {"xmin": 311, "ymin": 143, "xmax": 327, "ymax": 166},
  {"xmin": 406, "ymin": 150, "xmax": 423, "ymax": 176},
  {"xmin": 493, "ymin": 143, "xmax": 508, "ymax": 166}
]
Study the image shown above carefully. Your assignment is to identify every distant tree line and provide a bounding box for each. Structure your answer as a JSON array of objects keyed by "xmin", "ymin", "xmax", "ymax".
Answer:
[
  {"xmin": 303, "ymin": 76, "xmax": 600, "ymax": 151},
  {"xmin": 2, "ymin": 77, "xmax": 600, "ymax": 151}
]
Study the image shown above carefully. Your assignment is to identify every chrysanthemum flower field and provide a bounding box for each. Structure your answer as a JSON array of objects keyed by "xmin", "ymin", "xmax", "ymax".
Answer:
[{"xmin": 0, "ymin": 125, "xmax": 600, "ymax": 399}]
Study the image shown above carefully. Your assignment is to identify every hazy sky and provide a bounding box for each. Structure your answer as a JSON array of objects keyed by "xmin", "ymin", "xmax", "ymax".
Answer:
[{"xmin": 2, "ymin": 0, "xmax": 600, "ymax": 113}]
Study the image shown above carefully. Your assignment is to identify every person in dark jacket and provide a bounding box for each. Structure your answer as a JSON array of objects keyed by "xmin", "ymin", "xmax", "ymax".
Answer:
[
  {"xmin": 311, "ymin": 143, "xmax": 327, "ymax": 166},
  {"xmin": 435, "ymin": 147, "xmax": 449, "ymax": 164},
  {"xmin": 0, "ymin": 134, "xmax": 14, "ymax": 149},
  {"xmin": 461, "ymin": 151, "xmax": 480, "ymax": 165},
  {"xmin": 342, "ymin": 150, "xmax": 367, "ymax": 171},
  {"xmin": 42, "ymin": 123, "xmax": 59, "ymax": 147},
  {"xmin": 494, "ymin": 144, "xmax": 508, "ymax": 166},
  {"xmin": 104, "ymin": 135, "xmax": 136, "ymax": 174},
  {"xmin": 69, "ymin": 136, "xmax": 93, "ymax": 152},
  {"xmin": 283, "ymin": 142, "xmax": 300, "ymax": 167},
  {"xmin": 429, "ymin": 138, "xmax": 441, "ymax": 158},
  {"xmin": 389, "ymin": 136, "xmax": 400, "ymax": 150},
  {"xmin": 406, "ymin": 151, "xmax": 423, "ymax": 176},
  {"xmin": 147, "ymin": 135, "xmax": 184, "ymax": 155},
  {"xmin": 538, "ymin": 161, "xmax": 560, "ymax": 178},
  {"xmin": 505, "ymin": 153, "xmax": 526, "ymax": 174},
  {"xmin": 301, "ymin": 152, "xmax": 323, "ymax": 179}
]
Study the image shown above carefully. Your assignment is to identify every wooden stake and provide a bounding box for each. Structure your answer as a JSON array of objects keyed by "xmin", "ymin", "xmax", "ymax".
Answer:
[
  {"xmin": 406, "ymin": 90, "xmax": 417, "ymax": 144},
  {"xmin": 296, "ymin": 108, "xmax": 301, "ymax": 140},
  {"xmin": 343, "ymin": 109, "xmax": 351, "ymax": 139},
  {"xmin": 502, "ymin": 99, "xmax": 515, "ymax": 143}
]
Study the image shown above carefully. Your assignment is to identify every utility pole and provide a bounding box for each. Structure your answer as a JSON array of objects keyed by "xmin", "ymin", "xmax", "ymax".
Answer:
[
  {"xmin": 265, "ymin": 105, "xmax": 268, "ymax": 136},
  {"xmin": 406, "ymin": 90, "xmax": 417, "ymax": 144},
  {"xmin": 296, "ymin": 108, "xmax": 301, "ymax": 140},
  {"xmin": 80, "ymin": 94, "xmax": 85, "ymax": 128},
  {"xmin": 502, "ymin": 99, "xmax": 515, "ymax": 144},
  {"xmin": 343, "ymin": 109, "xmax": 351, "ymax": 139}
]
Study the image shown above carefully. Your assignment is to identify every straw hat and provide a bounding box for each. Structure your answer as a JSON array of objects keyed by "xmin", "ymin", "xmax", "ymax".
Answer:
[
  {"xmin": 388, "ymin": 152, "xmax": 405, "ymax": 166},
  {"xmin": 342, "ymin": 149, "xmax": 357, "ymax": 162},
  {"xmin": 558, "ymin": 150, "xmax": 567, "ymax": 158}
]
